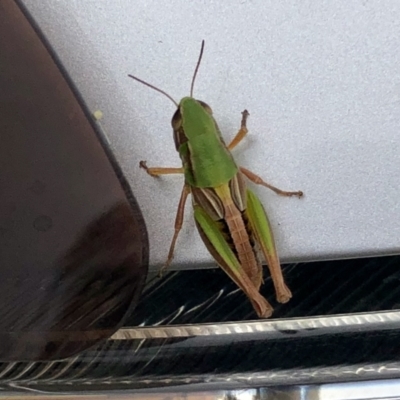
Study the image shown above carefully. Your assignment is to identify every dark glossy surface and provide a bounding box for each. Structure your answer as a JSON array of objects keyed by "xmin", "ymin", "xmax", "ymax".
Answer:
[
  {"xmin": 130, "ymin": 256, "xmax": 400, "ymax": 324},
  {"xmin": 0, "ymin": 0, "xmax": 148, "ymax": 361},
  {"xmin": 0, "ymin": 255, "xmax": 399, "ymax": 393}
]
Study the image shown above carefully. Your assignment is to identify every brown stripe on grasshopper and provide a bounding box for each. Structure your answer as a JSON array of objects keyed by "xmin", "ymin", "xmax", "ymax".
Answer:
[{"xmin": 213, "ymin": 181, "xmax": 263, "ymax": 289}]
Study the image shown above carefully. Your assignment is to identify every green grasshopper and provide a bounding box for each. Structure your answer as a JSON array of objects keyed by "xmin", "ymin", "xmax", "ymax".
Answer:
[{"xmin": 129, "ymin": 41, "xmax": 303, "ymax": 318}]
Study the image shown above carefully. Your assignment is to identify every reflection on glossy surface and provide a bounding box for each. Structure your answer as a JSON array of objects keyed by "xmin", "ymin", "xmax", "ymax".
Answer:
[
  {"xmin": 2, "ymin": 310, "xmax": 400, "ymax": 392},
  {"xmin": 0, "ymin": 0, "xmax": 148, "ymax": 360},
  {"xmin": 1, "ymin": 202, "xmax": 147, "ymax": 360}
]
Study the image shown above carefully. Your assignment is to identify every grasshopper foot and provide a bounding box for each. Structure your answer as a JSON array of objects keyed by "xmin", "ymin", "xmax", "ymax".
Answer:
[
  {"xmin": 157, "ymin": 266, "xmax": 166, "ymax": 278},
  {"xmin": 287, "ymin": 190, "xmax": 303, "ymax": 199},
  {"xmin": 241, "ymin": 109, "xmax": 250, "ymax": 127},
  {"xmin": 157, "ymin": 265, "xmax": 168, "ymax": 278},
  {"xmin": 276, "ymin": 285, "xmax": 292, "ymax": 304},
  {"xmin": 139, "ymin": 160, "xmax": 158, "ymax": 177},
  {"xmin": 157, "ymin": 257, "xmax": 173, "ymax": 278}
]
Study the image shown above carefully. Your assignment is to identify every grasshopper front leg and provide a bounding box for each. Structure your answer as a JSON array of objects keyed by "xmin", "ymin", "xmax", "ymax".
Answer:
[
  {"xmin": 139, "ymin": 161, "xmax": 184, "ymax": 176},
  {"xmin": 227, "ymin": 109, "xmax": 250, "ymax": 150}
]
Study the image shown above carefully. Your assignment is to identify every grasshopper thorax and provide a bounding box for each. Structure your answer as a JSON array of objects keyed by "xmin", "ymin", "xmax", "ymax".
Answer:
[
  {"xmin": 171, "ymin": 97, "xmax": 212, "ymax": 130},
  {"xmin": 171, "ymin": 96, "xmax": 238, "ymax": 188},
  {"xmin": 171, "ymin": 97, "xmax": 213, "ymax": 151}
]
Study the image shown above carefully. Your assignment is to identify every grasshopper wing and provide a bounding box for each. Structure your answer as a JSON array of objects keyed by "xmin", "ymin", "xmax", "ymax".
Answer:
[{"xmin": 194, "ymin": 204, "xmax": 273, "ymax": 318}]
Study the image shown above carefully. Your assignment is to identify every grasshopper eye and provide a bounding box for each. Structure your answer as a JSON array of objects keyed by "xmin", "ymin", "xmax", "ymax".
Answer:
[
  {"xmin": 198, "ymin": 100, "xmax": 213, "ymax": 114},
  {"xmin": 171, "ymin": 108, "xmax": 182, "ymax": 130}
]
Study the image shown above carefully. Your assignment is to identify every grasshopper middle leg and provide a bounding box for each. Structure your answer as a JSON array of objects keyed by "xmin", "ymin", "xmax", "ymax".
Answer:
[
  {"xmin": 140, "ymin": 160, "xmax": 188, "ymax": 276},
  {"xmin": 226, "ymin": 111, "xmax": 303, "ymax": 199},
  {"xmin": 159, "ymin": 184, "xmax": 190, "ymax": 276}
]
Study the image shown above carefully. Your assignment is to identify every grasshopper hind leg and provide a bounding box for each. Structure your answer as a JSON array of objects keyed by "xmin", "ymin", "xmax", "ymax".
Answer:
[{"xmin": 245, "ymin": 190, "xmax": 292, "ymax": 305}]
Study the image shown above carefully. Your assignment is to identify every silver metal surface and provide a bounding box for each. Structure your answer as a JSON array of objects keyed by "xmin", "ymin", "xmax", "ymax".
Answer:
[
  {"xmin": 111, "ymin": 310, "xmax": 400, "ymax": 339},
  {"xmin": 2, "ymin": 379, "xmax": 400, "ymax": 399},
  {"xmin": 20, "ymin": 1, "xmax": 400, "ymax": 271}
]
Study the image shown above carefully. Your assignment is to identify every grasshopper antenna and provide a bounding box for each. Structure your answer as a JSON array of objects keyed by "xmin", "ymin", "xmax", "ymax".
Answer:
[
  {"xmin": 190, "ymin": 40, "xmax": 205, "ymax": 97},
  {"xmin": 128, "ymin": 75, "xmax": 179, "ymax": 108}
]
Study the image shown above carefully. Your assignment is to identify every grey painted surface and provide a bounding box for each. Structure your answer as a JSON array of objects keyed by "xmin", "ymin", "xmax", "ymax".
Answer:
[{"xmin": 21, "ymin": 0, "xmax": 400, "ymax": 270}]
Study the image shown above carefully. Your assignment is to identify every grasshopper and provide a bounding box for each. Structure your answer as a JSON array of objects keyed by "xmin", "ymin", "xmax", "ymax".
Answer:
[{"xmin": 129, "ymin": 41, "xmax": 303, "ymax": 318}]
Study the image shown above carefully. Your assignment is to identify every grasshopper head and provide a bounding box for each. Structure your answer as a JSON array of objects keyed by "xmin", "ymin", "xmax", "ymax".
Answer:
[{"xmin": 171, "ymin": 97, "xmax": 213, "ymax": 151}]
